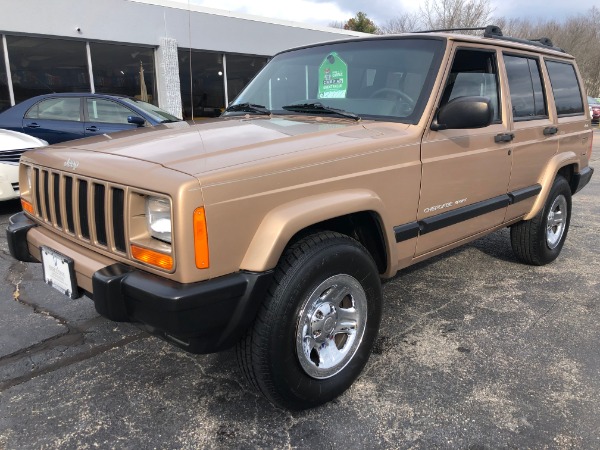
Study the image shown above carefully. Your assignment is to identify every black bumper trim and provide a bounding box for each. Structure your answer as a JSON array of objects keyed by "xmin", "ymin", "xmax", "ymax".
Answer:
[
  {"xmin": 572, "ymin": 166, "xmax": 594, "ymax": 194},
  {"xmin": 92, "ymin": 264, "xmax": 273, "ymax": 354},
  {"xmin": 6, "ymin": 212, "xmax": 39, "ymax": 263}
]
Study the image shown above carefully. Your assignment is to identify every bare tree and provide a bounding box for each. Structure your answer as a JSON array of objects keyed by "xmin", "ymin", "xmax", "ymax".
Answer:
[
  {"xmin": 419, "ymin": 0, "xmax": 494, "ymax": 30},
  {"xmin": 328, "ymin": 20, "xmax": 345, "ymax": 29},
  {"xmin": 378, "ymin": 13, "xmax": 421, "ymax": 34},
  {"xmin": 494, "ymin": 7, "xmax": 600, "ymax": 96}
]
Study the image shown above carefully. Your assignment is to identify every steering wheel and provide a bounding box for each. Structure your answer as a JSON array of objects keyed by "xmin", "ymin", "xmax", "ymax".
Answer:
[{"xmin": 369, "ymin": 88, "xmax": 415, "ymax": 105}]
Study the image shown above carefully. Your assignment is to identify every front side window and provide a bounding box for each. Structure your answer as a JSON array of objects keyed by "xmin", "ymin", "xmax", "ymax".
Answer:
[
  {"xmin": 86, "ymin": 98, "xmax": 136, "ymax": 124},
  {"xmin": 439, "ymin": 49, "xmax": 501, "ymax": 122},
  {"xmin": 504, "ymin": 54, "xmax": 547, "ymax": 119},
  {"xmin": 545, "ymin": 60, "xmax": 584, "ymax": 116},
  {"xmin": 225, "ymin": 38, "xmax": 445, "ymax": 123},
  {"xmin": 25, "ymin": 97, "xmax": 82, "ymax": 122}
]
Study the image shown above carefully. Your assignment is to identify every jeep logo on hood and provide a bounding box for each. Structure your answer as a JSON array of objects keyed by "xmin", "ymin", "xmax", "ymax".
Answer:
[{"xmin": 64, "ymin": 158, "xmax": 79, "ymax": 170}]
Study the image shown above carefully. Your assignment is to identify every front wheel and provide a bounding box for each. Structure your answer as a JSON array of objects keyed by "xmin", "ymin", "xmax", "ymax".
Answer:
[
  {"xmin": 510, "ymin": 175, "xmax": 572, "ymax": 265},
  {"xmin": 236, "ymin": 231, "xmax": 382, "ymax": 410}
]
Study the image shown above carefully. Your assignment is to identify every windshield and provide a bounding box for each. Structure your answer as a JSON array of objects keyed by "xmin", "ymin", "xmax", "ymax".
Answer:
[
  {"xmin": 224, "ymin": 38, "xmax": 445, "ymax": 123},
  {"xmin": 120, "ymin": 98, "xmax": 181, "ymax": 123}
]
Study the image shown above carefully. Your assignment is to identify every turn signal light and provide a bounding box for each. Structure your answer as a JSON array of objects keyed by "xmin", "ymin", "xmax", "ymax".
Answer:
[
  {"xmin": 131, "ymin": 244, "xmax": 173, "ymax": 271},
  {"xmin": 193, "ymin": 207, "xmax": 210, "ymax": 269},
  {"xmin": 21, "ymin": 199, "xmax": 34, "ymax": 214}
]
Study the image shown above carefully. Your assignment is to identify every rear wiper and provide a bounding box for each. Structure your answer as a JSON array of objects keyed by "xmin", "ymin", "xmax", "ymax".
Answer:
[
  {"xmin": 224, "ymin": 103, "xmax": 271, "ymax": 116},
  {"xmin": 282, "ymin": 102, "xmax": 360, "ymax": 121}
]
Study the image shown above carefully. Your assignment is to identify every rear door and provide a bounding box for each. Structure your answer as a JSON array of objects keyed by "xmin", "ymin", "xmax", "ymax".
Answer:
[
  {"xmin": 502, "ymin": 52, "xmax": 557, "ymax": 221},
  {"xmin": 416, "ymin": 45, "xmax": 512, "ymax": 257},
  {"xmin": 84, "ymin": 97, "xmax": 143, "ymax": 137},
  {"xmin": 22, "ymin": 97, "xmax": 85, "ymax": 144}
]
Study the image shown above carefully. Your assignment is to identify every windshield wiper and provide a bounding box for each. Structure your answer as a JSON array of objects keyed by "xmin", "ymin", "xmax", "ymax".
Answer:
[
  {"xmin": 224, "ymin": 103, "xmax": 271, "ymax": 116},
  {"xmin": 281, "ymin": 102, "xmax": 360, "ymax": 121}
]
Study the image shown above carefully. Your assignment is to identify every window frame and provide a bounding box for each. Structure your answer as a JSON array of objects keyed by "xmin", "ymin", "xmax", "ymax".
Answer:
[
  {"xmin": 24, "ymin": 96, "xmax": 83, "ymax": 122},
  {"xmin": 544, "ymin": 58, "xmax": 585, "ymax": 118},
  {"xmin": 503, "ymin": 52, "xmax": 549, "ymax": 122},
  {"xmin": 438, "ymin": 47, "xmax": 503, "ymax": 125},
  {"xmin": 84, "ymin": 97, "xmax": 139, "ymax": 125}
]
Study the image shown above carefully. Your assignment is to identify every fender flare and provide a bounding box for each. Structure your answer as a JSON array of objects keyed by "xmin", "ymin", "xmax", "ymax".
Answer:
[
  {"xmin": 524, "ymin": 151, "xmax": 579, "ymax": 221},
  {"xmin": 240, "ymin": 189, "xmax": 394, "ymax": 272}
]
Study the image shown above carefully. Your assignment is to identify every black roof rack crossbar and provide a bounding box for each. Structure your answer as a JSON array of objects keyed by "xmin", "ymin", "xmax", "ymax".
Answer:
[
  {"xmin": 414, "ymin": 24, "xmax": 565, "ymax": 53},
  {"xmin": 414, "ymin": 25, "xmax": 501, "ymax": 35}
]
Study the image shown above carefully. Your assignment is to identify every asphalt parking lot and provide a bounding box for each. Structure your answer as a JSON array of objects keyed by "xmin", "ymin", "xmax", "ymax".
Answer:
[{"xmin": 1, "ymin": 131, "xmax": 599, "ymax": 449}]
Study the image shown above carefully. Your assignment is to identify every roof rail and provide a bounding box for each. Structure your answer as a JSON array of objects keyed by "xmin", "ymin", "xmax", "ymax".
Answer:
[{"xmin": 414, "ymin": 24, "xmax": 565, "ymax": 53}]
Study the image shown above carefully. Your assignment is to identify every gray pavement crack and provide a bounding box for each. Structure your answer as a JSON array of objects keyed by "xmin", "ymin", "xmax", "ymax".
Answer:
[{"xmin": 0, "ymin": 332, "xmax": 147, "ymax": 392}]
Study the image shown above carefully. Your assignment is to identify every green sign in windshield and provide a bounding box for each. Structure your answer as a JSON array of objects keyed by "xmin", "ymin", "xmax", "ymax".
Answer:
[{"xmin": 318, "ymin": 52, "xmax": 348, "ymax": 99}]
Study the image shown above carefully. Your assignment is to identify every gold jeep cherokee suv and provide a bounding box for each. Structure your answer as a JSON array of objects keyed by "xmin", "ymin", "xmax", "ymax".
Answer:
[{"xmin": 8, "ymin": 26, "xmax": 594, "ymax": 409}]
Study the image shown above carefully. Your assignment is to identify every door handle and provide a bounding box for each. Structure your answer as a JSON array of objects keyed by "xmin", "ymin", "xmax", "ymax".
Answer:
[
  {"xmin": 494, "ymin": 132, "xmax": 515, "ymax": 143},
  {"xmin": 543, "ymin": 126, "xmax": 558, "ymax": 136},
  {"xmin": 85, "ymin": 126, "xmax": 98, "ymax": 132},
  {"xmin": 26, "ymin": 122, "xmax": 41, "ymax": 129}
]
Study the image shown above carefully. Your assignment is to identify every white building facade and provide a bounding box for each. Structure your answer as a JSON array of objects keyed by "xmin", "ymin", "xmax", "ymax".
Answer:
[{"xmin": 0, "ymin": 0, "xmax": 361, "ymax": 118}]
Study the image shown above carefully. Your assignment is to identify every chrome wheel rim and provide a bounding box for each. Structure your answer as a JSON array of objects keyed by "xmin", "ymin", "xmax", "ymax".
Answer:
[
  {"xmin": 546, "ymin": 194, "xmax": 568, "ymax": 249},
  {"xmin": 295, "ymin": 274, "xmax": 367, "ymax": 379}
]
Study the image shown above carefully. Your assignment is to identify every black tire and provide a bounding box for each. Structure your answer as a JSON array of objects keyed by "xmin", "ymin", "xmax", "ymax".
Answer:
[
  {"xmin": 236, "ymin": 231, "xmax": 382, "ymax": 410},
  {"xmin": 510, "ymin": 175, "xmax": 572, "ymax": 265}
]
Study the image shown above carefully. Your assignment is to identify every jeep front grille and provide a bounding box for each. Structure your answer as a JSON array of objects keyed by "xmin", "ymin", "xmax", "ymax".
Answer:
[{"xmin": 30, "ymin": 166, "xmax": 127, "ymax": 254}]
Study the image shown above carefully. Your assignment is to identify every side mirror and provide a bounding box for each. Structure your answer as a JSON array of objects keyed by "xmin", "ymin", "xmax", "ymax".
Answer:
[
  {"xmin": 431, "ymin": 96, "xmax": 493, "ymax": 131},
  {"xmin": 127, "ymin": 116, "xmax": 145, "ymax": 127}
]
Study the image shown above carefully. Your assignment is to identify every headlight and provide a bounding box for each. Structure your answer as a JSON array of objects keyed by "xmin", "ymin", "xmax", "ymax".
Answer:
[
  {"xmin": 25, "ymin": 165, "xmax": 32, "ymax": 191},
  {"xmin": 146, "ymin": 196, "xmax": 172, "ymax": 243}
]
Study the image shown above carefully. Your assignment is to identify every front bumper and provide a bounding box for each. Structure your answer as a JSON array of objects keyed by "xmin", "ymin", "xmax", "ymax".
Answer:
[{"xmin": 7, "ymin": 212, "xmax": 273, "ymax": 354}]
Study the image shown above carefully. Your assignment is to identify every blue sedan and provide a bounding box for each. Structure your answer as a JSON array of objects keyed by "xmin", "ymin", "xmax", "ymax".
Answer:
[{"xmin": 0, "ymin": 93, "xmax": 181, "ymax": 144}]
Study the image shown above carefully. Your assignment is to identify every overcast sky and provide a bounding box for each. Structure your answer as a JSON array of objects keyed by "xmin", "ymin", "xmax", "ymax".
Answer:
[{"xmin": 181, "ymin": 0, "xmax": 597, "ymax": 28}]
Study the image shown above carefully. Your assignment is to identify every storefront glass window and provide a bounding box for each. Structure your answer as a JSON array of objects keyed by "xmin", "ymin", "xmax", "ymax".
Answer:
[
  {"xmin": 178, "ymin": 50, "xmax": 224, "ymax": 119},
  {"xmin": 90, "ymin": 43, "xmax": 156, "ymax": 105},
  {"xmin": 0, "ymin": 47, "xmax": 10, "ymax": 112},
  {"xmin": 6, "ymin": 36, "xmax": 89, "ymax": 104},
  {"xmin": 226, "ymin": 55, "xmax": 268, "ymax": 103}
]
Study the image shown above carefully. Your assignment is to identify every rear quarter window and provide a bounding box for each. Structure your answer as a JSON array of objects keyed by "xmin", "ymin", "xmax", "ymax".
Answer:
[{"xmin": 545, "ymin": 60, "xmax": 584, "ymax": 116}]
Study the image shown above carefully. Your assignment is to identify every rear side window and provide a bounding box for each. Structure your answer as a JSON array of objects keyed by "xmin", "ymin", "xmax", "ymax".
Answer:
[
  {"xmin": 25, "ymin": 97, "xmax": 82, "ymax": 122},
  {"xmin": 545, "ymin": 60, "xmax": 584, "ymax": 116},
  {"xmin": 504, "ymin": 54, "xmax": 547, "ymax": 120}
]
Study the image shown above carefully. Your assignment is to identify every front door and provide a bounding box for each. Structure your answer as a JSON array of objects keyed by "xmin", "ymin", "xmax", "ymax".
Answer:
[
  {"xmin": 416, "ymin": 46, "xmax": 512, "ymax": 257},
  {"xmin": 84, "ymin": 98, "xmax": 141, "ymax": 138}
]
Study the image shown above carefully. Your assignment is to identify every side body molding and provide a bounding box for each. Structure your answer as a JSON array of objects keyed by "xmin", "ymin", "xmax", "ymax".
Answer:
[{"xmin": 240, "ymin": 189, "xmax": 393, "ymax": 273}]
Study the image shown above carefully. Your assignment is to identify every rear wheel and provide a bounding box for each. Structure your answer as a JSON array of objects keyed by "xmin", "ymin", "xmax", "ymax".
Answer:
[
  {"xmin": 510, "ymin": 175, "xmax": 572, "ymax": 265},
  {"xmin": 236, "ymin": 231, "xmax": 382, "ymax": 410}
]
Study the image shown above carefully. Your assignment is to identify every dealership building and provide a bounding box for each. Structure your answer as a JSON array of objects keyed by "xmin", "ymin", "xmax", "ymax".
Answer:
[{"xmin": 0, "ymin": 0, "xmax": 361, "ymax": 118}]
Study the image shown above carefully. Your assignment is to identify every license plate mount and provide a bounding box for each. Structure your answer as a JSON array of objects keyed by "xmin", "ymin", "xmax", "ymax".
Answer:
[{"xmin": 40, "ymin": 246, "xmax": 80, "ymax": 299}]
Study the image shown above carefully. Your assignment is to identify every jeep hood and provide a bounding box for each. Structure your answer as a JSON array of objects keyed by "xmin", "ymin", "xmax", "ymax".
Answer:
[{"xmin": 49, "ymin": 118, "xmax": 410, "ymax": 177}]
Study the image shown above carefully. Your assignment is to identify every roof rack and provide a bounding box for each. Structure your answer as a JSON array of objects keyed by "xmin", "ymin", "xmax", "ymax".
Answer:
[{"xmin": 414, "ymin": 25, "xmax": 565, "ymax": 53}]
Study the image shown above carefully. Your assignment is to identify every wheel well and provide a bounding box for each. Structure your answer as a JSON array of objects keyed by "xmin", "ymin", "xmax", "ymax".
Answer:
[
  {"xmin": 289, "ymin": 211, "xmax": 388, "ymax": 274},
  {"xmin": 557, "ymin": 164, "xmax": 576, "ymax": 193}
]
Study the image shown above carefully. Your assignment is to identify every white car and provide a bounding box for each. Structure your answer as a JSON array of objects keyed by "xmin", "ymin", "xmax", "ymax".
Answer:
[{"xmin": 0, "ymin": 129, "xmax": 47, "ymax": 201}]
